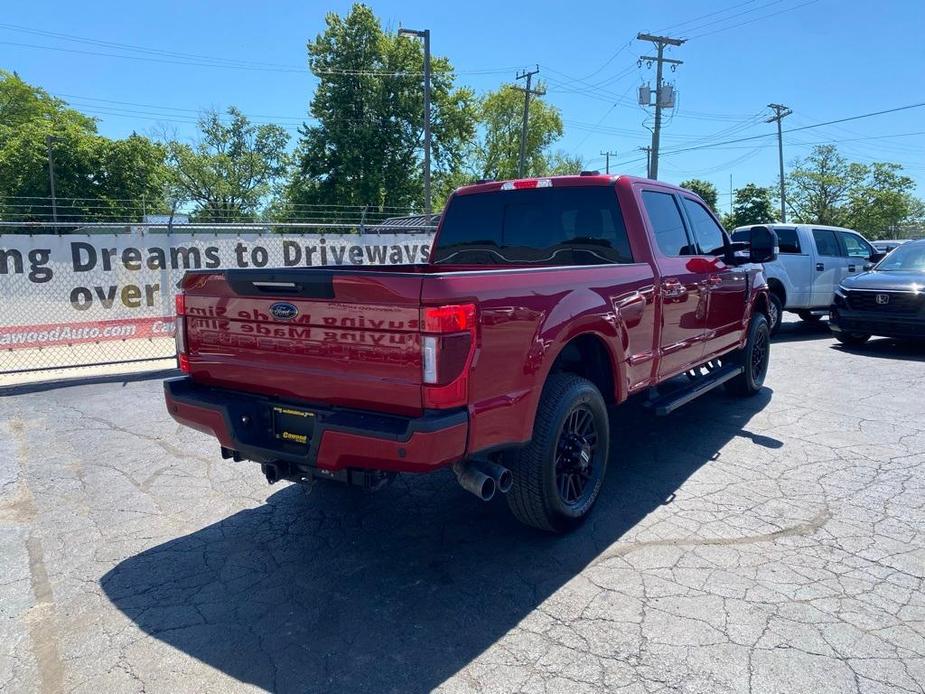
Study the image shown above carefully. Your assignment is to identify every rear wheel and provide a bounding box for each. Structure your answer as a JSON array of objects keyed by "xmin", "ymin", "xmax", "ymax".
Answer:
[
  {"xmin": 726, "ymin": 313, "xmax": 770, "ymax": 396},
  {"xmin": 835, "ymin": 332, "xmax": 870, "ymax": 346},
  {"xmin": 505, "ymin": 374, "xmax": 610, "ymax": 533}
]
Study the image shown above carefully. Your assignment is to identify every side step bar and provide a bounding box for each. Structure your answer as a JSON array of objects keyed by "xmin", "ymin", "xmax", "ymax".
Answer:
[{"xmin": 644, "ymin": 364, "xmax": 743, "ymax": 416}]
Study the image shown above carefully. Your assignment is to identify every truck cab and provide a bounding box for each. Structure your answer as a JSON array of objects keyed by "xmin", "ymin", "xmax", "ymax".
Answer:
[{"xmin": 731, "ymin": 224, "xmax": 880, "ymax": 332}]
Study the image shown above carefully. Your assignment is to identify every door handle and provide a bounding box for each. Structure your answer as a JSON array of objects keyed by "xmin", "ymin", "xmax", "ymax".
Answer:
[
  {"xmin": 816, "ymin": 262, "xmax": 825, "ymax": 271},
  {"xmin": 848, "ymin": 265, "xmax": 856, "ymax": 272}
]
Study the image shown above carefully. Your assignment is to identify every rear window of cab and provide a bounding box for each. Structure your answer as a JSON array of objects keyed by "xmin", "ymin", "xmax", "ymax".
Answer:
[{"xmin": 432, "ymin": 187, "xmax": 634, "ymax": 265}]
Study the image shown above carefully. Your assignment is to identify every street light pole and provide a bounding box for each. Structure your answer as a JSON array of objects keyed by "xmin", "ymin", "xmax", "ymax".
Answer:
[{"xmin": 399, "ymin": 27, "xmax": 432, "ymax": 215}]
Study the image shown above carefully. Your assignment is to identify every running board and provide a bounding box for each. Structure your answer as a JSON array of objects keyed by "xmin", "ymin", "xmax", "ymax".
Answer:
[{"xmin": 645, "ymin": 364, "xmax": 744, "ymax": 416}]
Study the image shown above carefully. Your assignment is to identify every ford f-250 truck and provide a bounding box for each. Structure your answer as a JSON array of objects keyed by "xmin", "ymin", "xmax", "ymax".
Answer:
[{"xmin": 165, "ymin": 175, "xmax": 777, "ymax": 532}]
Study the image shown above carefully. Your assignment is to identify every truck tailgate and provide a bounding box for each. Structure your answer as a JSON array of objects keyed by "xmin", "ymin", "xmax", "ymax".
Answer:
[{"xmin": 181, "ymin": 269, "xmax": 425, "ymax": 416}]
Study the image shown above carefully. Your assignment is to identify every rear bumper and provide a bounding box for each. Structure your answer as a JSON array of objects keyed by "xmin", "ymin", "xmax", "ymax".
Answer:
[
  {"xmin": 829, "ymin": 307, "xmax": 925, "ymax": 339},
  {"xmin": 164, "ymin": 377, "xmax": 468, "ymax": 473}
]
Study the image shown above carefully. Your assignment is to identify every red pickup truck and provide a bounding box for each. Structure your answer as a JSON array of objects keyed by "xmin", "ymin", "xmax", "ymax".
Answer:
[{"xmin": 165, "ymin": 175, "xmax": 776, "ymax": 532}]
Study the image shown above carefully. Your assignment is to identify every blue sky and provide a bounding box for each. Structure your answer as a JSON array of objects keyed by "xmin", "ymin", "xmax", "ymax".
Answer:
[{"xmin": 3, "ymin": 0, "xmax": 924, "ymax": 208}]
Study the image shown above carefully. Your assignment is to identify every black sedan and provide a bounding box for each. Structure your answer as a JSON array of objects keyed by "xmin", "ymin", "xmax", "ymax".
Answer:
[{"xmin": 830, "ymin": 239, "xmax": 925, "ymax": 346}]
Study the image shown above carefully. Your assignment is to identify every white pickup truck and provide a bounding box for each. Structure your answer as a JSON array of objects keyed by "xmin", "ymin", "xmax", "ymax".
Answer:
[{"xmin": 731, "ymin": 224, "xmax": 882, "ymax": 334}]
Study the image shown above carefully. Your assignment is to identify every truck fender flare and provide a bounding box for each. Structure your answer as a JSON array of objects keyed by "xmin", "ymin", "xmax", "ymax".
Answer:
[{"xmin": 519, "ymin": 311, "xmax": 626, "ymax": 441}]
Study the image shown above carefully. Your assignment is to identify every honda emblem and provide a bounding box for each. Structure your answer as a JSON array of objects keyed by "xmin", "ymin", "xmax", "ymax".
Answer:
[{"xmin": 875, "ymin": 294, "xmax": 890, "ymax": 305}]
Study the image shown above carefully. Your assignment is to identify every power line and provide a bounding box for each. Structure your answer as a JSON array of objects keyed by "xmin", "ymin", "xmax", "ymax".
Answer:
[
  {"xmin": 55, "ymin": 94, "xmax": 308, "ymax": 122},
  {"xmin": 0, "ymin": 27, "xmax": 515, "ymax": 77},
  {"xmin": 541, "ymin": 65, "xmax": 640, "ymax": 103},
  {"xmin": 658, "ymin": 102, "xmax": 925, "ymax": 155},
  {"xmin": 0, "ymin": 40, "xmax": 307, "ymax": 72},
  {"xmin": 571, "ymin": 38, "xmax": 635, "ymax": 82},
  {"xmin": 659, "ymin": 130, "xmax": 925, "ymax": 151},
  {"xmin": 0, "ymin": 22, "xmax": 303, "ymax": 69},
  {"xmin": 686, "ymin": 0, "xmax": 821, "ymax": 39},
  {"xmin": 658, "ymin": 0, "xmax": 763, "ymax": 32},
  {"xmin": 675, "ymin": 0, "xmax": 788, "ymax": 37}
]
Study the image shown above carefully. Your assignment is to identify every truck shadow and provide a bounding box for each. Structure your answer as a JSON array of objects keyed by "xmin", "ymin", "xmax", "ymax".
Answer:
[
  {"xmin": 772, "ymin": 318, "xmax": 833, "ymax": 343},
  {"xmin": 101, "ymin": 387, "xmax": 775, "ymax": 693}
]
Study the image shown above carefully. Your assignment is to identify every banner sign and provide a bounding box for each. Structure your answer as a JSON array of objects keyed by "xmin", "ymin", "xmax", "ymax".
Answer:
[{"xmin": 0, "ymin": 232, "xmax": 434, "ymax": 353}]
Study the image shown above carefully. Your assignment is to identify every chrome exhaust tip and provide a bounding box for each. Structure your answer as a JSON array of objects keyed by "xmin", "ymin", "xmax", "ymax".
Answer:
[
  {"xmin": 470, "ymin": 459, "xmax": 513, "ymax": 494},
  {"xmin": 452, "ymin": 461, "xmax": 496, "ymax": 501}
]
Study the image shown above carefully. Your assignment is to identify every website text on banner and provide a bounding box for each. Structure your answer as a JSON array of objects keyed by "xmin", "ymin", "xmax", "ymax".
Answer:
[{"xmin": 0, "ymin": 232, "xmax": 434, "ymax": 373}]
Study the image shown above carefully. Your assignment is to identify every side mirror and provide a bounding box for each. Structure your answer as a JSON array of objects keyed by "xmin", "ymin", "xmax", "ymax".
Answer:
[
  {"xmin": 869, "ymin": 251, "xmax": 886, "ymax": 264},
  {"xmin": 748, "ymin": 226, "xmax": 778, "ymax": 264}
]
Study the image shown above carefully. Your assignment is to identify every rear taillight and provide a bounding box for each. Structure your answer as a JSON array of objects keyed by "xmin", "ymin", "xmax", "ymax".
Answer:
[
  {"xmin": 174, "ymin": 293, "xmax": 190, "ymax": 373},
  {"xmin": 421, "ymin": 303, "xmax": 477, "ymax": 409}
]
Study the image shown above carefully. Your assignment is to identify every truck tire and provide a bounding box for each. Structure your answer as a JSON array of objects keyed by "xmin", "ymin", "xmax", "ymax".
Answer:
[
  {"xmin": 835, "ymin": 332, "xmax": 870, "ymax": 346},
  {"xmin": 725, "ymin": 313, "xmax": 770, "ymax": 397},
  {"xmin": 768, "ymin": 292, "xmax": 783, "ymax": 336},
  {"xmin": 505, "ymin": 374, "xmax": 610, "ymax": 533}
]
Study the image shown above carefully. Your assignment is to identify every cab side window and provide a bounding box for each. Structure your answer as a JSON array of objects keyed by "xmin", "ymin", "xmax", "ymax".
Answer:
[
  {"xmin": 839, "ymin": 231, "xmax": 874, "ymax": 258},
  {"xmin": 681, "ymin": 198, "xmax": 727, "ymax": 256},
  {"xmin": 812, "ymin": 229, "xmax": 840, "ymax": 257},
  {"xmin": 642, "ymin": 191, "xmax": 696, "ymax": 256}
]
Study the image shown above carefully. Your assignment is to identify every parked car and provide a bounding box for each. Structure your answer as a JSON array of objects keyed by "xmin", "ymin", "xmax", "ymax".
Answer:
[
  {"xmin": 830, "ymin": 238, "xmax": 925, "ymax": 345},
  {"xmin": 165, "ymin": 175, "xmax": 776, "ymax": 532},
  {"xmin": 872, "ymin": 239, "xmax": 910, "ymax": 254},
  {"xmin": 731, "ymin": 224, "xmax": 883, "ymax": 334}
]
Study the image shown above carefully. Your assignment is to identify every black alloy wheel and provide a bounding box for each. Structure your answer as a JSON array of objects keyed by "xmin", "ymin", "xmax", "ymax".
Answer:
[{"xmin": 554, "ymin": 404, "xmax": 600, "ymax": 506}]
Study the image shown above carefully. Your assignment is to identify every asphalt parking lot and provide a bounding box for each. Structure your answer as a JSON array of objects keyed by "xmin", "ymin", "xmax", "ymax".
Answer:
[{"xmin": 1, "ymin": 318, "xmax": 923, "ymax": 694}]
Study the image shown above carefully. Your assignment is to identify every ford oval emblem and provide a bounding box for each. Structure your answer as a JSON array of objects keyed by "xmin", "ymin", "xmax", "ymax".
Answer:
[{"xmin": 270, "ymin": 302, "xmax": 299, "ymax": 320}]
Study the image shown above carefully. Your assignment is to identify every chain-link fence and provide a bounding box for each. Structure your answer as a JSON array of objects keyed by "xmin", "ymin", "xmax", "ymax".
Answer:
[{"xmin": 0, "ymin": 221, "xmax": 436, "ymax": 379}]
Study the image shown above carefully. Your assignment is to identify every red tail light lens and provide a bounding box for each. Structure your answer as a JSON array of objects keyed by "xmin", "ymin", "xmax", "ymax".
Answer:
[
  {"xmin": 422, "ymin": 304, "xmax": 477, "ymax": 409},
  {"xmin": 174, "ymin": 292, "xmax": 190, "ymax": 373},
  {"xmin": 423, "ymin": 304, "xmax": 475, "ymax": 333}
]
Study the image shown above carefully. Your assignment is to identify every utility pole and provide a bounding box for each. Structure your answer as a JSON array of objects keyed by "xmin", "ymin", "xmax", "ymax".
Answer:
[
  {"xmin": 637, "ymin": 33, "xmax": 685, "ymax": 180},
  {"xmin": 398, "ymin": 27, "xmax": 432, "ymax": 214},
  {"xmin": 600, "ymin": 150, "xmax": 618, "ymax": 174},
  {"xmin": 766, "ymin": 103, "xmax": 792, "ymax": 222},
  {"xmin": 638, "ymin": 146, "xmax": 652, "ymax": 176},
  {"xmin": 513, "ymin": 66, "xmax": 544, "ymax": 178},
  {"xmin": 45, "ymin": 134, "xmax": 59, "ymax": 225},
  {"xmin": 729, "ymin": 173, "xmax": 734, "ymax": 216}
]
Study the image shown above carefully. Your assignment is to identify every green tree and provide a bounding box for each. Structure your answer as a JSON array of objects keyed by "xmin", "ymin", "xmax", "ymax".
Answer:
[
  {"xmin": 0, "ymin": 70, "xmax": 96, "ymax": 135},
  {"xmin": 842, "ymin": 162, "xmax": 917, "ymax": 239},
  {"xmin": 473, "ymin": 85, "xmax": 563, "ymax": 181},
  {"xmin": 545, "ymin": 151, "xmax": 584, "ymax": 176},
  {"xmin": 285, "ymin": 4, "xmax": 476, "ymax": 217},
  {"xmin": 166, "ymin": 107, "xmax": 289, "ymax": 221},
  {"xmin": 724, "ymin": 183, "xmax": 777, "ymax": 229},
  {"xmin": 679, "ymin": 179, "xmax": 719, "ymax": 210},
  {"xmin": 786, "ymin": 145, "xmax": 864, "ymax": 225},
  {"xmin": 0, "ymin": 71, "xmax": 166, "ymax": 222},
  {"xmin": 900, "ymin": 197, "xmax": 925, "ymax": 238}
]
